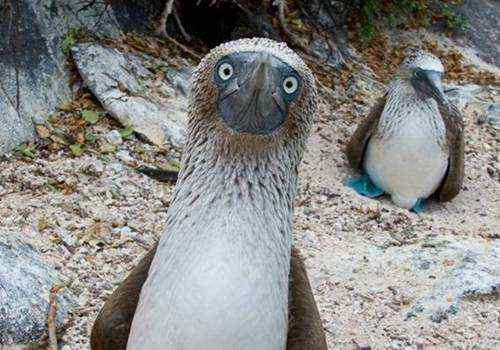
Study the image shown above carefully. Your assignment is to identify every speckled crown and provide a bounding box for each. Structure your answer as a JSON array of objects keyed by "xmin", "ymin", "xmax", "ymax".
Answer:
[
  {"xmin": 201, "ymin": 38, "xmax": 311, "ymax": 76},
  {"xmin": 401, "ymin": 49, "xmax": 444, "ymax": 72}
]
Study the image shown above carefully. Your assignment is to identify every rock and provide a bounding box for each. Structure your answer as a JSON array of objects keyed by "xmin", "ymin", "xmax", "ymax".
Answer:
[
  {"xmin": 444, "ymin": 84, "xmax": 482, "ymax": 109},
  {"xmin": 453, "ymin": 0, "xmax": 500, "ymax": 67},
  {"xmin": 32, "ymin": 115, "xmax": 47, "ymax": 126},
  {"xmin": 105, "ymin": 130, "xmax": 123, "ymax": 146},
  {"xmin": 0, "ymin": 231, "xmax": 74, "ymax": 347},
  {"xmin": 72, "ymin": 43, "xmax": 189, "ymax": 149},
  {"xmin": 57, "ymin": 229, "xmax": 77, "ymax": 248},
  {"xmin": 298, "ymin": 0, "xmax": 352, "ymax": 58},
  {"xmin": 407, "ymin": 240, "xmax": 500, "ymax": 323},
  {"xmin": 353, "ymin": 340, "xmax": 372, "ymax": 350},
  {"xmin": 310, "ymin": 38, "xmax": 345, "ymax": 69},
  {"xmin": 478, "ymin": 101, "xmax": 500, "ymax": 125},
  {"xmin": 0, "ymin": 0, "xmax": 122, "ymax": 154},
  {"xmin": 164, "ymin": 66, "xmax": 192, "ymax": 97},
  {"xmin": 109, "ymin": 163, "xmax": 124, "ymax": 174},
  {"xmin": 117, "ymin": 150, "xmax": 134, "ymax": 164}
]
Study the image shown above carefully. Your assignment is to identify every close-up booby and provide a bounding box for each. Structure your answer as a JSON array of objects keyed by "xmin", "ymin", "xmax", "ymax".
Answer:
[{"xmin": 91, "ymin": 38, "xmax": 327, "ymax": 350}]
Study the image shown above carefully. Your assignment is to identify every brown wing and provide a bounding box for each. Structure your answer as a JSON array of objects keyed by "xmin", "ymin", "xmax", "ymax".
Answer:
[
  {"xmin": 345, "ymin": 96, "xmax": 387, "ymax": 170},
  {"xmin": 286, "ymin": 247, "xmax": 328, "ymax": 350},
  {"xmin": 91, "ymin": 244, "xmax": 327, "ymax": 350},
  {"xmin": 90, "ymin": 244, "xmax": 158, "ymax": 350},
  {"xmin": 436, "ymin": 102, "xmax": 465, "ymax": 202}
]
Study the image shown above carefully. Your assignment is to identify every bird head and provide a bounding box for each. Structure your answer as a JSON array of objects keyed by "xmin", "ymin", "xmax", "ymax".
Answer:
[
  {"xmin": 398, "ymin": 50, "xmax": 446, "ymax": 104},
  {"xmin": 187, "ymin": 38, "xmax": 316, "ymax": 150}
]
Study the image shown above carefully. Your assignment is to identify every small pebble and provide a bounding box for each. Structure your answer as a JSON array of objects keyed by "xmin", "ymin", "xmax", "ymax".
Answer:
[
  {"xmin": 117, "ymin": 150, "xmax": 134, "ymax": 164},
  {"xmin": 105, "ymin": 130, "xmax": 123, "ymax": 145},
  {"xmin": 32, "ymin": 115, "xmax": 46, "ymax": 125}
]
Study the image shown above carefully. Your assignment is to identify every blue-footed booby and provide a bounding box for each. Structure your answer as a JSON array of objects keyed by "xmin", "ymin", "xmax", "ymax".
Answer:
[
  {"xmin": 91, "ymin": 38, "xmax": 327, "ymax": 350},
  {"xmin": 346, "ymin": 50, "xmax": 465, "ymax": 212}
]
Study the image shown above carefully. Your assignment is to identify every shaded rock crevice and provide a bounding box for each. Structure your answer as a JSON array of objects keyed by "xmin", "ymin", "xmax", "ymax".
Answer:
[{"xmin": 0, "ymin": 0, "xmax": 122, "ymax": 154}]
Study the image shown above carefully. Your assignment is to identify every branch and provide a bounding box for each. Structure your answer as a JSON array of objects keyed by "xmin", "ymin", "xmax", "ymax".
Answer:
[
  {"xmin": 47, "ymin": 284, "xmax": 64, "ymax": 350},
  {"xmin": 156, "ymin": 0, "xmax": 175, "ymax": 36},
  {"xmin": 161, "ymin": 34, "xmax": 202, "ymax": 60}
]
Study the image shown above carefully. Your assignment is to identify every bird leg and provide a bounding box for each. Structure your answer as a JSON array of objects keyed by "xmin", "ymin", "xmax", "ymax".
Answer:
[{"xmin": 173, "ymin": 6, "xmax": 192, "ymax": 42}]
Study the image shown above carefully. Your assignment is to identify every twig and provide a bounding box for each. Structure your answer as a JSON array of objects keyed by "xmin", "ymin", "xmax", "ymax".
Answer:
[
  {"xmin": 75, "ymin": 0, "xmax": 97, "ymax": 16},
  {"xmin": 156, "ymin": 0, "xmax": 175, "ymax": 36},
  {"xmin": 275, "ymin": 1, "xmax": 310, "ymax": 55},
  {"xmin": 162, "ymin": 35, "xmax": 202, "ymax": 60},
  {"xmin": 173, "ymin": 7, "xmax": 192, "ymax": 42},
  {"xmin": 276, "ymin": 0, "xmax": 294, "ymax": 39},
  {"xmin": 48, "ymin": 284, "xmax": 64, "ymax": 350}
]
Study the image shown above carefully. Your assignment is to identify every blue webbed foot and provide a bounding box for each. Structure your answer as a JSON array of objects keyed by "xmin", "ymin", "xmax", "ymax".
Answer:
[
  {"xmin": 411, "ymin": 198, "xmax": 427, "ymax": 213},
  {"xmin": 346, "ymin": 174, "xmax": 384, "ymax": 198}
]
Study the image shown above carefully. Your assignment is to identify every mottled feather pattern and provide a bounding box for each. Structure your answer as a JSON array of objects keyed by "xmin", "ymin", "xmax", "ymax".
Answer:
[{"xmin": 376, "ymin": 78, "xmax": 447, "ymax": 149}]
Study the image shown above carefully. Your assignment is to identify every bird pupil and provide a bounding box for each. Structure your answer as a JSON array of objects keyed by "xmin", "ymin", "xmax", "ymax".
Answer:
[
  {"xmin": 286, "ymin": 81, "xmax": 293, "ymax": 88},
  {"xmin": 224, "ymin": 68, "xmax": 230, "ymax": 76}
]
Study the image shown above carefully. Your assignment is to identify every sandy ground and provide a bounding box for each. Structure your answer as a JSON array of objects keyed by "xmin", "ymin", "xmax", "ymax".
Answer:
[{"xmin": 0, "ymin": 35, "xmax": 499, "ymax": 349}]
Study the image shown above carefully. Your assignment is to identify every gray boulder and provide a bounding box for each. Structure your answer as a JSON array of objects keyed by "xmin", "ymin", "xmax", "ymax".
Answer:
[
  {"xmin": 444, "ymin": 84, "xmax": 483, "ymax": 110},
  {"xmin": 0, "ymin": 0, "xmax": 122, "ymax": 155},
  {"xmin": 0, "ymin": 232, "xmax": 74, "ymax": 347},
  {"xmin": 478, "ymin": 101, "xmax": 500, "ymax": 125},
  {"xmin": 407, "ymin": 239, "xmax": 500, "ymax": 323},
  {"xmin": 72, "ymin": 43, "xmax": 189, "ymax": 149},
  {"xmin": 453, "ymin": 0, "xmax": 500, "ymax": 67}
]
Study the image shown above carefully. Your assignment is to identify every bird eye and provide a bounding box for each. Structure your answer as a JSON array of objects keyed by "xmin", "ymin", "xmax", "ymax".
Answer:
[
  {"xmin": 283, "ymin": 76, "xmax": 299, "ymax": 94},
  {"xmin": 218, "ymin": 63, "xmax": 234, "ymax": 81}
]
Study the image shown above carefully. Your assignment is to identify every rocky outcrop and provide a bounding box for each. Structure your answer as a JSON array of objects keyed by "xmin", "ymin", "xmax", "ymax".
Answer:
[
  {"xmin": 407, "ymin": 239, "xmax": 500, "ymax": 322},
  {"xmin": 72, "ymin": 43, "xmax": 189, "ymax": 149},
  {"xmin": 454, "ymin": 0, "xmax": 500, "ymax": 67},
  {"xmin": 479, "ymin": 101, "xmax": 500, "ymax": 125},
  {"xmin": 0, "ymin": 0, "xmax": 122, "ymax": 154},
  {"xmin": 0, "ymin": 231, "xmax": 74, "ymax": 347}
]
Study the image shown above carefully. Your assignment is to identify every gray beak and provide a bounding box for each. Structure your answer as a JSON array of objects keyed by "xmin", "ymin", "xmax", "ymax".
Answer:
[
  {"xmin": 415, "ymin": 69, "xmax": 446, "ymax": 104},
  {"xmin": 217, "ymin": 52, "xmax": 288, "ymax": 135}
]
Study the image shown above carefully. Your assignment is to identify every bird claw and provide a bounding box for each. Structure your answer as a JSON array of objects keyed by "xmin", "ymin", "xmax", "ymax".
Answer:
[{"xmin": 346, "ymin": 174, "xmax": 384, "ymax": 198}]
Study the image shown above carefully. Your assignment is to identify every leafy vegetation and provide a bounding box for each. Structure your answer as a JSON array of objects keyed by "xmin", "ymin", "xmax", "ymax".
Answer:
[
  {"xmin": 441, "ymin": 4, "xmax": 469, "ymax": 30},
  {"xmin": 14, "ymin": 143, "xmax": 36, "ymax": 158},
  {"xmin": 61, "ymin": 27, "xmax": 88, "ymax": 55},
  {"xmin": 81, "ymin": 109, "xmax": 100, "ymax": 124},
  {"xmin": 347, "ymin": 0, "xmax": 469, "ymax": 40}
]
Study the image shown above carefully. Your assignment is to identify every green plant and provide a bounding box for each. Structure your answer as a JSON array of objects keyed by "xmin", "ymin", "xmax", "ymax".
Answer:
[
  {"xmin": 61, "ymin": 35, "xmax": 76, "ymax": 55},
  {"xmin": 352, "ymin": 0, "xmax": 468, "ymax": 40},
  {"xmin": 70, "ymin": 144, "xmax": 85, "ymax": 156},
  {"xmin": 442, "ymin": 4, "xmax": 469, "ymax": 30},
  {"xmin": 119, "ymin": 127, "xmax": 135, "ymax": 139},
  {"xmin": 81, "ymin": 110, "xmax": 100, "ymax": 124},
  {"xmin": 14, "ymin": 143, "xmax": 35, "ymax": 158},
  {"xmin": 61, "ymin": 27, "xmax": 87, "ymax": 55},
  {"xmin": 85, "ymin": 132, "xmax": 98, "ymax": 143}
]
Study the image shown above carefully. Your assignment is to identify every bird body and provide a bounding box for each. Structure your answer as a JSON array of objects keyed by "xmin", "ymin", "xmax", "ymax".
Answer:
[
  {"xmin": 346, "ymin": 50, "xmax": 465, "ymax": 211},
  {"xmin": 120, "ymin": 38, "xmax": 320, "ymax": 350},
  {"xmin": 127, "ymin": 142, "xmax": 294, "ymax": 350},
  {"xmin": 364, "ymin": 78, "xmax": 449, "ymax": 209}
]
